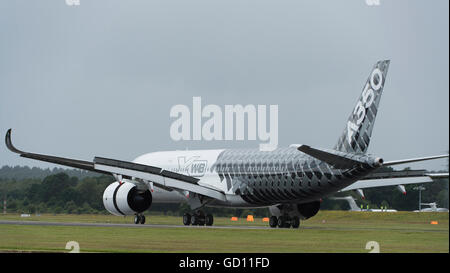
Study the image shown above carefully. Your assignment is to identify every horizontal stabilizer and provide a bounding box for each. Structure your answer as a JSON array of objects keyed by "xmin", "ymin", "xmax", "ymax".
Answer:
[
  {"xmin": 426, "ymin": 173, "xmax": 449, "ymax": 179},
  {"xmin": 297, "ymin": 145, "xmax": 375, "ymax": 169},
  {"xmin": 384, "ymin": 154, "xmax": 449, "ymax": 166}
]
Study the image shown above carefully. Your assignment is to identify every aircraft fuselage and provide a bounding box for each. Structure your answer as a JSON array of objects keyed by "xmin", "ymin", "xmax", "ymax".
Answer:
[{"xmin": 133, "ymin": 147, "xmax": 381, "ymax": 208}]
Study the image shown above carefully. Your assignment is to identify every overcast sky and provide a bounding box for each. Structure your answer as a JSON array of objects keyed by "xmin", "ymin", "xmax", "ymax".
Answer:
[{"xmin": 0, "ymin": 0, "xmax": 448, "ymax": 171}]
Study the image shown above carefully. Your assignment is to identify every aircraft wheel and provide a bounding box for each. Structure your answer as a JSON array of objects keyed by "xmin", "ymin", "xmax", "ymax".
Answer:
[
  {"xmin": 140, "ymin": 215, "xmax": 146, "ymax": 224},
  {"xmin": 205, "ymin": 214, "xmax": 214, "ymax": 226},
  {"xmin": 191, "ymin": 214, "xmax": 199, "ymax": 225},
  {"xmin": 134, "ymin": 214, "xmax": 141, "ymax": 225},
  {"xmin": 183, "ymin": 213, "xmax": 191, "ymax": 225},
  {"xmin": 198, "ymin": 215, "xmax": 206, "ymax": 226},
  {"xmin": 277, "ymin": 216, "xmax": 286, "ymax": 228},
  {"xmin": 269, "ymin": 216, "xmax": 278, "ymax": 228},
  {"xmin": 285, "ymin": 217, "xmax": 292, "ymax": 228}
]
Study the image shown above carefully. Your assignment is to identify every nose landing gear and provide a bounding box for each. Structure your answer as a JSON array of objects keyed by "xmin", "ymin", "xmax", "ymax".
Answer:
[{"xmin": 134, "ymin": 214, "xmax": 146, "ymax": 224}]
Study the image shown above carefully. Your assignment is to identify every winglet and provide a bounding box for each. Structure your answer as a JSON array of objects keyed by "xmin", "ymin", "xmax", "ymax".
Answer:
[{"xmin": 5, "ymin": 129, "xmax": 25, "ymax": 154}]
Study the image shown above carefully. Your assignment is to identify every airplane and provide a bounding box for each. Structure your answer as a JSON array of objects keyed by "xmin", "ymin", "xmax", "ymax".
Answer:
[
  {"xmin": 414, "ymin": 202, "xmax": 449, "ymax": 212},
  {"xmin": 5, "ymin": 60, "xmax": 449, "ymax": 228},
  {"xmin": 330, "ymin": 196, "xmax": 398, "ymax": 212}
]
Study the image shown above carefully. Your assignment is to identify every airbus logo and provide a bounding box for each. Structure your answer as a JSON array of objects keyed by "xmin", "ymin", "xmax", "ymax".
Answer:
[{"xmin": 177, "ymin": 156, "xmax": 208, "ymax": 177}]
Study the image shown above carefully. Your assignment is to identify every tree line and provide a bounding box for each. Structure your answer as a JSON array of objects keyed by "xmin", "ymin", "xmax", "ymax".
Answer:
[{"xmin": 0, "ymin": 165, "xmax": 448, "ymax": 216}]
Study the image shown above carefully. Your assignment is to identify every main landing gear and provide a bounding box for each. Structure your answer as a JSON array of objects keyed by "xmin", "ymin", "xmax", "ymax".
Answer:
[
  {"xmin": 134, "ymin": 213, "xmax": 146, "ymax": 224},
  {"xmin": 183, "ymin": 211, "xmax": 214, "ymax": 226},
  {"xmin": 269, "ymin": 215, "xmax": 300, "ymax": 229}
]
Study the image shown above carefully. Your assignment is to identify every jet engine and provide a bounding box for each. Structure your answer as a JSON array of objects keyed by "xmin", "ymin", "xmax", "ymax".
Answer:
[
  {"xmin": 296, "ymin": 201, "xmax": 320, "ymax": 219},
  {"xmin": 103, "ymin": 181, "xmax": 152, "ymax": 216}
]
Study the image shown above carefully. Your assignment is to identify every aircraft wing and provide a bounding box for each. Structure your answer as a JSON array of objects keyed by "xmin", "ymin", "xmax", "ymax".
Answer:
[
  {"xmin": 93, "ymin": 157, "xmax": 227, "ymax": 201},
  {"xmin": 340, "ymin": 169, "xmax": 448, "ymax": 192},
  {"xmin": 5, "ymin": 129, "xmax": 227, "ymax": 202}
]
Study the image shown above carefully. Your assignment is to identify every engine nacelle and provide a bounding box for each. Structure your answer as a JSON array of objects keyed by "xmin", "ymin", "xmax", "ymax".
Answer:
[
  {"xmin": 296, "ymin": 201, "xmax": 320, "ymax": 220},
  {"xmin": 103, "ymin": 181, "xmax": 152, "ymax": 216}
]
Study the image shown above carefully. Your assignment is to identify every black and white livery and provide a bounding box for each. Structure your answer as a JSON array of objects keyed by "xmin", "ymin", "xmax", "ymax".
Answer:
[{"xmin": 5, "ymin": 60, "xmax": 448, "ymax": 228}]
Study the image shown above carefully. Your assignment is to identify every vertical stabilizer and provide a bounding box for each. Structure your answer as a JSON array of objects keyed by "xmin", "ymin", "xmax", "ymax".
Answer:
[{"xmin": 334, "ymin": 60, "xmax": 390, "ymax": 154}]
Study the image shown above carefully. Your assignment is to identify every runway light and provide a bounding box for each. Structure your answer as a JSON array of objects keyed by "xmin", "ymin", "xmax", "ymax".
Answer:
[
  {"xmin": 262, "ymin": 217, "xmax": 269, "ymax": 222},
  {"xmin": 431, "ymin": 221, "xmax": 438, "ymax": 225},
  {"xmin": 246, "ymin": 215, "xmax": 254, "ymax": 222},
  {"xmin": 230, "ymin": 217, "xmax": 238, "ymax": 221}
]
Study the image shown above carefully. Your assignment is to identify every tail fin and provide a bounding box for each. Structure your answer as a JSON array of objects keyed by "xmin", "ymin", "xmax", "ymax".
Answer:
[{"xmin": 334, "ymin": 60, "xmax": 390, "ymax": 154}]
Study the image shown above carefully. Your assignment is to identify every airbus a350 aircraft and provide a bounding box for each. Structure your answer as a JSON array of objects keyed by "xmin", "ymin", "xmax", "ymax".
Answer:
[{"xmin": 5, "ymin": 60, "xmax": 449, "ymax": 228}]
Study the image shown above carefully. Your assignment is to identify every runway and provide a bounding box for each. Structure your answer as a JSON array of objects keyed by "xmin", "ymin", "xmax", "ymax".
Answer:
[
  {"xmin": 0, "ymin": 220, "xmax": 271, "ymax": 230},
  {"xmin": 0, "ymin": 220, "xmax": 446, "ymax": 233}
]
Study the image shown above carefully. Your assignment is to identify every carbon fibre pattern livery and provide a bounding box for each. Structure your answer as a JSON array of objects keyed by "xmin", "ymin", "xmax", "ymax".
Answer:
[
  {"xmin": 211, "ymin": 147, "xmax": 380, "ymax": 206},
  {"xmin": 335, "ymin": 60, "xmax": 390, "ymax": 154}
]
